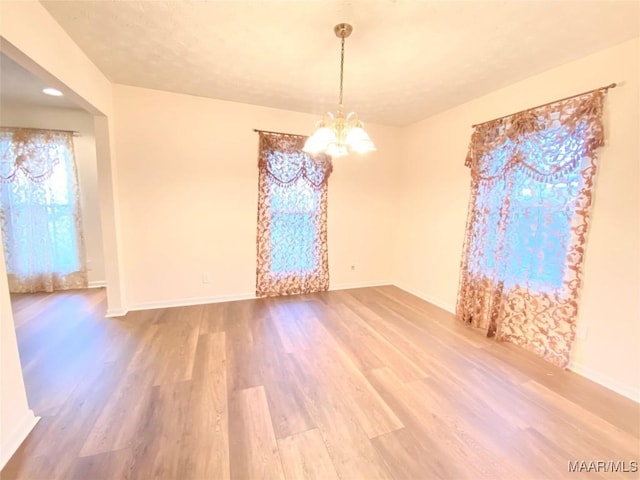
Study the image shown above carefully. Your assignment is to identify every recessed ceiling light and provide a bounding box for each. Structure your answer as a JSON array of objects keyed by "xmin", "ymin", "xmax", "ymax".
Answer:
[{"xmin": 42, "ymin": 87, "xmax": 63, "ymax": 97}]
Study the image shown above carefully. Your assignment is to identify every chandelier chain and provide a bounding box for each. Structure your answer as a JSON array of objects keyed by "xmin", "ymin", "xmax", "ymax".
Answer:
[{"xmin": 339, "ymin": 35, "xmax": 345, "ymax": 107}]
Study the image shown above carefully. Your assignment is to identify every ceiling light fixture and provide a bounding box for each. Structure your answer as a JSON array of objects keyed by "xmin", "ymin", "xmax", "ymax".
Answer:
[
  {"xmin": 303, "ymin": 23, "xmax": 375, "ymax": 158},
  {"xmin": 42, "ymin": 87, "xmax": 63, "ymax": 97}
]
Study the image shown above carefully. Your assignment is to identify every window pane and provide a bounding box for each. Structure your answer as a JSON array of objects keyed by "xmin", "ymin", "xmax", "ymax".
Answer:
[
  {"xmin": 270, "ymin": 212, "xmax": 316, "ymax": 274},
  {"xmin": 474, "ymin": 125, "xmax": 584, "ymax": 294},
  {"xmin": 268, "ymin": 177, "xmax": 318, "ymax": 275}
]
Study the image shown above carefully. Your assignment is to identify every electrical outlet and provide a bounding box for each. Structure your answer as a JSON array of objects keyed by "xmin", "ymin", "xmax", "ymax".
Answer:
[{"xmin": 202, "ymin": 272, "xmax": 211, "ymax": 284}]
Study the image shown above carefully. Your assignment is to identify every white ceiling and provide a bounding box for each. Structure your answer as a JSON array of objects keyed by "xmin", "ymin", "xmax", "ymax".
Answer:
[
  {"xmin": 40, "ymin": 0, "xmax": 639, "ymax": 126},
  {"xmin": 0, "ymin": 53, "xmax": 82, "ymax": 110}
]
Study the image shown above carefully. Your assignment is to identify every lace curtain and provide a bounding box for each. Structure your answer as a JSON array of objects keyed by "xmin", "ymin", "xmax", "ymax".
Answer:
[
  {"xmin": 457, "ymin": 91, "xmax": 606, "ymax": 367},
  {"xmin": 256, "ymin": 132, "xmax": 332, "ymax": 297},
  {"xmin": 0, "ymin": 127, "xmax": 87, "ymax": 293}
]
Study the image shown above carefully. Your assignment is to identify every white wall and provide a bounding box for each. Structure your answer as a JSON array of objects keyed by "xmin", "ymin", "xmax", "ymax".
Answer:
[
  {"xmin": 0, "ymin": 103, "xmax": 106, "ymax": 285},
  {"xmin": 113, "ymin": 84, "xmax": 400, "ymax": 308},
  {"xmin": 394, "ymin": 38, "xmax": 640, "ymax": 401}
]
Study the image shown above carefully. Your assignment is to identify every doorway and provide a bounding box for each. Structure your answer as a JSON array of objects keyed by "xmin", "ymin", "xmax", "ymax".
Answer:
[{"xmin": 1, "ymin": 53, "xmax": 106, "ymax": 293}]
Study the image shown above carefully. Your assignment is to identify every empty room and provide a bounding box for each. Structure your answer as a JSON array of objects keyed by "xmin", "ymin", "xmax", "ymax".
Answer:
[{"xmin": 0, "ymin": 1, "xmax": 638, "ymax": 479}]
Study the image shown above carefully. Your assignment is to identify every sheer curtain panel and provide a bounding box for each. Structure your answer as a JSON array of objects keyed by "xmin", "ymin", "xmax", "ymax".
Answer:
[
  {"xmin": 256, "ymin": 131, "xmax": 332, "ymax": 297},
  {"xmin": 0, "ymin": 128, "xmax": 87, "ymax": 293},
  {"xmin": 457, "ymin": 91, "xmax": 607, "ymax": 367}
]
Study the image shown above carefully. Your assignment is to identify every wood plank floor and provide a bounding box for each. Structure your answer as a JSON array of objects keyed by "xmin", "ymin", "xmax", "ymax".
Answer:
[{"xmin": 2, "ymin": 286, "xmax": 639, "ymax": 479}]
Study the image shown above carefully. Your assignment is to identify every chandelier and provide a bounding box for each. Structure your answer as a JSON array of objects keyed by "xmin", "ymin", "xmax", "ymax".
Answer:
[{"xmin": 303, "ymin": 23, "xmax": 376, "ymax": 158}]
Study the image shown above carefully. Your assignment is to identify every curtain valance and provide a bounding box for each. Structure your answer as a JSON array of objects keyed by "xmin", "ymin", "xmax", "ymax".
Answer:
[
  {"xmin": 0, "ymin": 128, "xmax": 74, "ymax": 183},
  {"xmin": 465, "ymin": 91, "xmax": 605, "ymax": 183},
  {"xmin": 258, "ymin": 132, "xmax": 332, "ymax": 189}
]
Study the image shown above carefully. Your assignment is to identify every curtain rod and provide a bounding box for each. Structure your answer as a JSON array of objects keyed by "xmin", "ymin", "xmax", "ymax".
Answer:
[
  {"xmin": 471, "ymin": 82, "xmax": 617, "ymax": 128},
  {"xmin": 253, "ymin": 128, "xmax": 307, "ymax": 138},
  {"xmin": 2, "ymin": 126, "xmax": 81, "ymax": 136}
]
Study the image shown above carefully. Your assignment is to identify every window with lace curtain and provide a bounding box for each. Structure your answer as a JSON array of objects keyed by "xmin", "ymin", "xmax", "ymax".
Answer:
[
  {"xmin": 457, "ymin": 90, "xmax": 607, "ymax": 368},
  {"xmin": 0, "ymin": 127, "xmax": 87, "ymax": 293},
  {"xmin": 478, "ymin": 132, "xmax": 584, "ymax": 294},
  {"xmin": 255, "ymin": 131, "xmax": 332, "ymax": 297}
]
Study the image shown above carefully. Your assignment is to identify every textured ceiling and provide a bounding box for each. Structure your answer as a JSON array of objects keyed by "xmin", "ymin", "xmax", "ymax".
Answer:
[
  {"xmin": 41, "ymin": 0, "xmax": 639, "ymax": 126},
  {"xmin": 0, "ymin": 53, "xmax": 81, "ymax": 110}
]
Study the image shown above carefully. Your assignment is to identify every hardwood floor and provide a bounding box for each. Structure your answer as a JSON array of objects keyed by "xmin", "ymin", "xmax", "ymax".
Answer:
[{"xmin": 2, "ymin": 286, "xmax": 638, "ymax": 479}]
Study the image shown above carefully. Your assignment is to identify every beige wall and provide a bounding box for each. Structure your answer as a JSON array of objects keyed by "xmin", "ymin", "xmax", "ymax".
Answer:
[
  {"xmin": 113, "ymin": 84, "xmax": 400, "ymax": 308},
  {"xmin": 0, "ymin": 103, "xmax": 106, "ymax": 285},
  {"xmin": 394, "ymin": 38, "xmax": 640, "ymax": 401}
]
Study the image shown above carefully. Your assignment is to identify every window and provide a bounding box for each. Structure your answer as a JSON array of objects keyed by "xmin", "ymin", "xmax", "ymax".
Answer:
[
  {"xmin": 473, "ymin": 125, "xmax": 585, "ymax": 294},
  {"xmin": 255, "ymin": 132, "xmax": 332, "ymax": 297},
  {"xmin": 269, "ymin": 179, "xmax": 318, "ymax": 274},
  {"xmin": 0, "ymin": 128, "xmax": 87, "ymax": 292}
]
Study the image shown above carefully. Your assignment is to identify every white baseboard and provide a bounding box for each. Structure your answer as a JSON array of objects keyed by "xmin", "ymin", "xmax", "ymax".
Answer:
[
  {"xmin": 0, "ymin": 409, "xmax": 39, "ymax": 470},
  {"xmin": 105, "ymin": 308, "xmax": 128, "ymax": 318},
  {"xmin": 329, "ymin": 281, "xmax": 391, "ymax": 291},
  {"xmin": 126, "ymin": 292, "xmax": 256, "ymax": 312},
  {"xmin": 392, "ymin": 282, "xmax": 456, "ymax": 314},
  {"xmin": 125, "ymin": 283, "xmax": 392, "ymax": 312},
  {"xmin": 569, "ymin": 361, "xmax": 640, "ymax": 403},
  {"xmin": 88, "ymin": 280, "xmax": 107, "ymax": 288}
]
